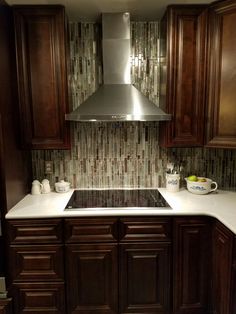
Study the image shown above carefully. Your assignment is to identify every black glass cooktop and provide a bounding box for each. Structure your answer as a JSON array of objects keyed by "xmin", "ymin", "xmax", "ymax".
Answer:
[{"xmin": 65, "ymin": 189, "xmax": 170, "ymax": 210}]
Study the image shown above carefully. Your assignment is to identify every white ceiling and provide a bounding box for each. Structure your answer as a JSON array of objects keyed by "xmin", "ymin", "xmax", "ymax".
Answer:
[{"xmin": 6, "ymin": 0, "xmax": 212, "ymax": 21}]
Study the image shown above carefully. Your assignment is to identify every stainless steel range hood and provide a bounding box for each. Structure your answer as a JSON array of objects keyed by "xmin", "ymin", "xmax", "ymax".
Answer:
[{"xmin": 65, "ymin": 13, "xmax": 171, "ymax": 122}]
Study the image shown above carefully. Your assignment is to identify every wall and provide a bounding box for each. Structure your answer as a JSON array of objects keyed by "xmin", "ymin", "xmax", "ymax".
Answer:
[{"xmin": 32, "ymin": 21, "xmax": 236, "ymax": 191}]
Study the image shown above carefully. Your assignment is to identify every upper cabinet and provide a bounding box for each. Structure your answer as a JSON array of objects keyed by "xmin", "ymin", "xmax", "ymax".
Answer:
[
  {"xmin": 159, "ymin": 5, "xmax": 208, "ymax": 147},
  {"xmin": 13, "ymin": 6, "xmax": 70, "ymax": 149},
  {"xmin": 205, "ymin": 0, "xmax": 236, "ymax": 148}
]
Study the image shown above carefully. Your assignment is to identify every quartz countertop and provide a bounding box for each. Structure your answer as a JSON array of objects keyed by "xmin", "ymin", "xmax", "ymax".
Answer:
[{"xmin": 5, "ymin": 188, "xmax": 236, "ymax": 234}]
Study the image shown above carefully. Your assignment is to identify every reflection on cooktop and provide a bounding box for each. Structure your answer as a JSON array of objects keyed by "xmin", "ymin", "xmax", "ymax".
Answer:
[{"xmin": 65, "ymin": 189, "xmax": 170, "ymax": 210}]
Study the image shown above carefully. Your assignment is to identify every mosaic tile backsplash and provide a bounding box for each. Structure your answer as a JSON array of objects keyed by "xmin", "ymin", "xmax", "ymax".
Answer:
[{"xmin": 32, "ymin": 22, "xmax": 236, "ymax": 191}]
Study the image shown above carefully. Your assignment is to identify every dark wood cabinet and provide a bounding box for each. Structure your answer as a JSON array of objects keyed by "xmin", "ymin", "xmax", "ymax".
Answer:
[
  {"xmin": 0, "ymin": 299, "xmax": 13, "ymax": 314},
  {"xmin": 65, "ymin": 218, "xmax": 119, "ymax": 314},
  {"xmin": 173, "ymin": 218, "xmax": 211, "ymax": 314},
  {"xmin": 13, "ymin": 5, "xmax": 70, "ymax": 149},
  {"xmin": 119, "ymin": 243, "xmax": 171, "ymax": 314},
  {"xmin": 230, "ymin": 236, "xmax": 236, "ymax": 314},
  {"xmin": 6, "ymin": 216, "xmax": 236, "ymax": 314},
  {"xmin": 159, "ymin": 5, "xmax": 208, "ymax": 147},
  {"xmin": 6, "ymin": 219, "xmax": 65, "ymax": 314},
  {"xmin": 212, "ymin": 221, "xmax": 233, "ymax": 314},
  {"xmin": 12, "ymin": 282, "xmax": 65, "ymax": 314},
  {"xmin": 119, "ymin": 218, "xmax": 171, "ymax": 314},
  {"xmin": 66, "ymin": 243, "xmax": 118, "ymax": 314},
  {"xmin": 205, "ymin": 0, "xmax": 236, "ymax": 148},
  {"xmin": 64, "ymin": 217, "xmax": 171, "ymax": 314}
]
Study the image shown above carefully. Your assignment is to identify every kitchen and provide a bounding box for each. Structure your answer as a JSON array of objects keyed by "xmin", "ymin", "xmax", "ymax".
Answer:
[{"xmin": 0, "ymin": 0, "xmax": 236, "ymax": 313}]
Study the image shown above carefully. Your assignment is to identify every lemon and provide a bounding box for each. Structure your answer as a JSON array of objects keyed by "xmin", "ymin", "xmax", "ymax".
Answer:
[
  {"xmin": 187, "ymin": 175, "xmax": 198, "ymax": 182},
  {"xmin": 198, "ymin": 178, "xmax": 207, "ymax": 182}
]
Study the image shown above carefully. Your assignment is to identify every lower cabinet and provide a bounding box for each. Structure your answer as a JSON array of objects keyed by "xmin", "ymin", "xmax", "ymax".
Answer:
[
  {"xmin": 6, "ymin": 219, "xmax": 65, "ymax": 314},
  {"xmin": 212, "ymin": 221, "xmax": 234, "ymax": 314},
  {"xmin": 64, "ymin": 217, "xmax": 171, "ymax": 314},
  {"xmin": 173, "ymin": 218, "xmax": 211, "ymax": 314},
  {"xmin": 65, "ymin": 243, "xmax": 118, "ymax": 314},
  {"xmin": 6, "ymin": 216, "xmax": 236, "ymax": 314},
  {"xmin": 119, "ymin": 243, "xmax": 171, "ymax": 314}
]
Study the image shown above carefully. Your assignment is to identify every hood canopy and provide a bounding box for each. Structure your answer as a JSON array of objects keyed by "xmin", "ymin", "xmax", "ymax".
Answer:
[{"xmin": 65, "ymin": 13, "xmax": 171, "ymax": 122}]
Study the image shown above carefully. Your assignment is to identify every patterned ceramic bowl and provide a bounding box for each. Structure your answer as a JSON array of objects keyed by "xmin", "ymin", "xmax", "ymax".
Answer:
[{"xmin": 185, "ymin": 177, "xmax": 218, "ymax": 195}]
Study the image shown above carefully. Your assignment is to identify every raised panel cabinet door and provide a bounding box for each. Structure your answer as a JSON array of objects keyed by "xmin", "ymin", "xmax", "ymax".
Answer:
[
  {"xmin": 206, "ymin": 0, "xmax": 236, "ymax": 148},
  {"xmin": 212, "ymin": 221, "xmax": 233, "ymax": 314},
  {"xmin": 12, "ymin": 282, "xmax": 65, "ymax": 314},
  {"xmin": 13, "ymin": 6, "xmax": 70, "ymax": 149},
  {"xmin": 173, "ymin": 218, "xmax": 210, "ymax": 314},
  {"xmin": 159, "ymin": 6, "xmax": 207, "ymax": 147},
  {"xmin": 66, "ymin": 243, "xmax": 118, "ymax": 314},
  {"xmin": 8, "ymin": 245, "xmax": 64, "ymax": 282},
  {"xmin": 119, "ymin": 242, "xmax": 171, "ymax": 314}
]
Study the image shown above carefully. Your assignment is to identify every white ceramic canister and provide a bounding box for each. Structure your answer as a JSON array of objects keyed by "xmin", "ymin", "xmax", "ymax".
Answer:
[
  {"xmin": 31, "ymin": 180, "xmax": 42, "ymax": 195},
  {"xmin": 54, "ymin": 180, "xmax": 70, "ymax": 193},
  {"xmin": 166, "ymin": 173, "xmax": 180, "ymax": 192}
]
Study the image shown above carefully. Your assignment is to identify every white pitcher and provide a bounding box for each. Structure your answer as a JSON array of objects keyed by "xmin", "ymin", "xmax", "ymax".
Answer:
[{"xmin": 31, "ymin": 180, "xmax": 42, "ymax": 195}]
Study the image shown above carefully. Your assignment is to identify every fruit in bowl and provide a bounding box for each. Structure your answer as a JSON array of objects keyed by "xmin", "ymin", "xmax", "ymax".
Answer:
[
  {"xmin": 187, "ymin": 175, "xmax": 198, "ymax": 182},
  {"xmin": 185, "ymin": 177, "xmax": 218, "ymax": 195},
  {"xmin": 198, "ymin": 178, "xmax": 207, "ymax": 182}
]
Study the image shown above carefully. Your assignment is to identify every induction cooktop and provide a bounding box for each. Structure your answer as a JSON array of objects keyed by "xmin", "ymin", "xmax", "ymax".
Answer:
[{"xmin": 64, "ymin": 189, "xmax": 171, "ymax": 210}]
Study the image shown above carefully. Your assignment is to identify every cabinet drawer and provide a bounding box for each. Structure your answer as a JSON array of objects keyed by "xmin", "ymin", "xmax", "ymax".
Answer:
[
  {"xmin": 12, "ymin": 282, "xmax": 65, "ymax": 314},
  {"xmin": 119, "ymin": 218, "xmax": 172, "ymax": 242},
  {"xmin": 65, "ymin": 218, "xmax": 118, "ymax": 243},
  {"xmin": 9, "ymin": 245, "xmax": 64, "ymax": 282},
  {"xmin": 7, "ymin": 219, "xmax": 63, "ymax": 244}
]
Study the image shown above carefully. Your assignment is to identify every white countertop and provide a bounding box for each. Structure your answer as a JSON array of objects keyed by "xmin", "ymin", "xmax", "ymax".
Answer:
[{"xmin": 5, "ymin": 188, "xmax": 236, "ymax": 234}]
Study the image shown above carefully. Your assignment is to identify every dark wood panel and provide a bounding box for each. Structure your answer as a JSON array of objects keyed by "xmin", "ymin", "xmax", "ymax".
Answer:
[
  {"xmin": 0, "ymin": 298, "xmax": 13, "ymax": 314},
  {"xmin": 205, "ymin": 0, "xmax": 236, "ymax": 148},
  {"xmin": 11, "ymin": 282, "xmax": 65, "ymax": 314},
  {"xmin": 212, "ymin": 221, "xmax": 233, "ymax": 314},
  {"xmin": 13, "ymin": 6, "xmax": 70, "ymax": 149},
  {"xmin": 66, "ymin": 243, "xmax": 118, "ymax": 314},
  {"xmin": 119, "ymin": 242, "xmax": 171, "ymax": 313},
  {"xmin": 230, "ymin": 236, "xmax": 236, "ymax": 313},
  {"xmin": 9, "ymin": 245, "xmax": 64, "ymax": 282},
  {"xmin": 159, "ymin": 5, "xmax": 207, "ymax": 147},
  {"xmin": 173, "ymin": 218, "xmax": 210, "ymax": 314},
  {"xmin": 7, "ymin": 219, "xmax": 63, "ymax": 244},
  {"xmin": 65, "ymin": 218, "xmax": 118, "ymax": 243},
  {"xmin": 119, "ymin": 217, "xmax": 172, "ymax": 242},
  {"xmin": 0, "ymin": 0, "xmax": 30, "ymax": 216}
]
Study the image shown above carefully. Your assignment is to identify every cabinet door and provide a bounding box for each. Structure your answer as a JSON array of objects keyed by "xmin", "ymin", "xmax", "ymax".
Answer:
[
  {"xmin": 159, "ymin": 6, "xmax": 207, "ymax": 147},
  {"xmin": 12, "ymin": 282, "xmax": 65, "ymax": 314},
  {"xmin": 206, "ymin": 0, "xmax": 236, "ymax": 148},
  {"xmin": 212, "ymin": 221, "xmax": 233, "ymax": 314},
  {"xmin": 173, "ymin": 218, "xmax": 210, "ymax": 314},
  {"xmin": 8, "ymin": 245, "xmax": 64, "ymax": 282},
  {"xmin": 119, "ymin": 242, "xmax": 171, "ymax": 314},
  {"xmin": 13, "ymin": 6, "xmax": 70, "ymax": 149},
  {"xmin": 66, "ymin": 243, "xmax": 118, "ymax": 314}
]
